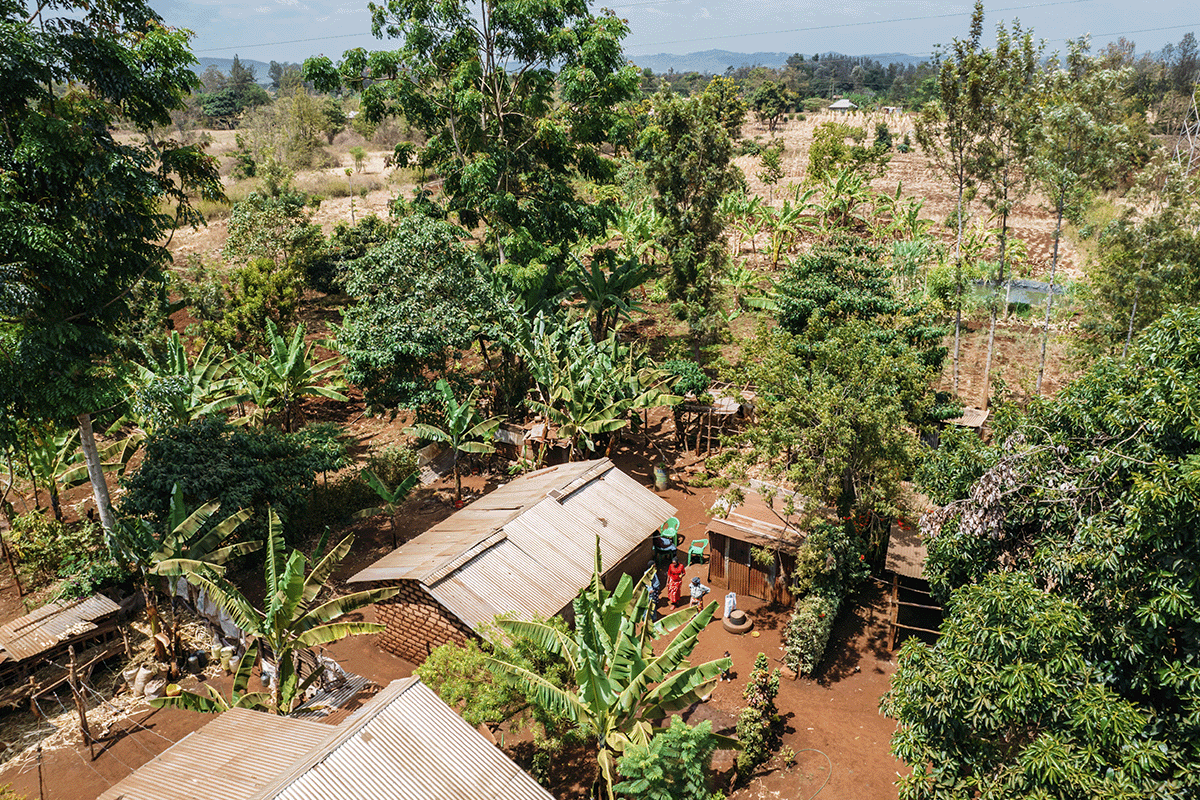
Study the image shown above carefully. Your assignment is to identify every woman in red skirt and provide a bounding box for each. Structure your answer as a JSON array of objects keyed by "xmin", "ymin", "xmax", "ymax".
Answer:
[{"xmin": 666, "ymin": 556, "xmax": 686, "ymax": 606}]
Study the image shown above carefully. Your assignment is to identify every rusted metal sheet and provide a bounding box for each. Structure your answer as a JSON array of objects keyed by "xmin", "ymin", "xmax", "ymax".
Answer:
[
  {"xmin": 885, "ymin": 522, "xmax": 927, "ymax": 580},
  {"xmin": 350, "ymin": 459, "xmax": 675, "ymax": 633},
  {"xmin": 96, "ymin": 708, "xmax": 330, "ymax": 800},
  {"xmin": 259, "ymin": 678, "xmax": 554, "ymax": 800},
  {"xmin": 0, "ymin": 594, "xmax": 120, "ymax": 663}
]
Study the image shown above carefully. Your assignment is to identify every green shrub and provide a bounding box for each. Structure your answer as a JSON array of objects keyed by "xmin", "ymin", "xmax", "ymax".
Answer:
[
  {"xmin": 616, "ymin": 716, "xmax": 723, "ymax": 800},
  {"xmin": 662, "ymin": 359, "xmax": 711, "ymax": 396},
  {"xmin": 8, "ymin": 513, "xmax": 106, "ymax": 587},
  {"xmin": 736, "ymin": 653, "xmax": 781, "ymax": 776},
  {"xmin": 783, "ymin": 593, "xmax": 838, "ymax": 675},
  {"xmin": 366, "ymin": 444, "xmax": 420, "ymax": 490},
  {"xmin": 121, "ymin": 418, "xmax": 342, "ymax": 541},
  {"xmin": 290, "ymin": 472, "xmax": 378, "ymax": 542}
]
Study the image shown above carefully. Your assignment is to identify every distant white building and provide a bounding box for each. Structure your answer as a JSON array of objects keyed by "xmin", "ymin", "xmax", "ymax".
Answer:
[{"xmin": 829, "ymin": 98, "xmax": 858, "ymax": 114}]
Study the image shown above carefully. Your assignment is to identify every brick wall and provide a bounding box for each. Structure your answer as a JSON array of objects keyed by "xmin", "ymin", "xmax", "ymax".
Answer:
[{"xmin": 369, "ymin": 579, "xmax": 477, "ymax": 664}]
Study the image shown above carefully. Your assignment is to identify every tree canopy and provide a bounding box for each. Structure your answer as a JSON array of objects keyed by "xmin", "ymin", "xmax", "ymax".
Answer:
[
  {"xmin": 894, "ymin": 306, "xmax": 1200, "ymax": 798},
  {"xmin": 302, "ymin": 0, "xmax": 639, "ymax": 287}
]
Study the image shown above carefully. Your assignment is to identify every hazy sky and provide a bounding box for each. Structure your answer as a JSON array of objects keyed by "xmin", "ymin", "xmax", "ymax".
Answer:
[{"xmin": 160, "ymin": 0, "xmax": 1199, "ymax": 66}]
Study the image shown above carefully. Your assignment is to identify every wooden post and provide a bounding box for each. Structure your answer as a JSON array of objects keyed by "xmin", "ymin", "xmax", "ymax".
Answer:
[
  {"xmin": 122, "ymin": 626, "xmax": 132, "ymax": 660},
  {"xmin": 69, "ymin": 645, "xmax": 93, "ymax": 758},
  {"xmin": 887, "ymin": 574, "xmax": 899, "ymax": 651},
  {"xmin": 30, "ymin": 676, "xmax": 44, "ymax": 800}
]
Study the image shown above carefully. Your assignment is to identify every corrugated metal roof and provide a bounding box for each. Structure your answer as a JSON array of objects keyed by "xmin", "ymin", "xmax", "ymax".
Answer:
[
  {"xmin": 885, "ymin": 522, "xmax": 927, "ymax": 580},
  {"xmin": 947, "ymin": 407, "xmax": 989, "ymax": 428},
  {"xmin": 708, "ymin": 488, "xmax": 808, "ymax": 553},
  {"xmin": 0, "ymin": 594, "xmax": 120, "ymax": 663},
  {"xmin": 257, "ymin": 678, "xmax": 554, "ymax": 800},
  {"xmin": 96, "ymin": 708, "xmax": 331, "ymax": 800},
  {"xmin": 349, "ymin": 459, "xmax": 675, "ymax": 629}
]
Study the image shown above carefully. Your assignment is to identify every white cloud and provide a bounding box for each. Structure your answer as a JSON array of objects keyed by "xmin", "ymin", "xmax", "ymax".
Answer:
[
  {"xmin": 255, "ymin": 5, "xmax": 271, "ymax": 11},
  {"xmin": 315, "ymin": 15, "xmax": 329, "ymax": 21},
  {"xmin": 276, "ymin": 0, "xmax": 299, "ymax": 5}
]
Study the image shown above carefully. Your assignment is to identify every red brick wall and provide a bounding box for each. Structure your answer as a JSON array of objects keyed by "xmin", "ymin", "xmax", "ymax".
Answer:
[{"xmin": 369, "ymin": 579, "xmax": 477, "ymax": 664}]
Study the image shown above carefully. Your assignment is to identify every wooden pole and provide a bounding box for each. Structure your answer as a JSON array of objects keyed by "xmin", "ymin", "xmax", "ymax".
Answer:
[
  {"xmin": 30, "ymin": 676, "xmax": 44, "ymax": 800},
  {"xmin": 69, "ymin": 645, "xmax": 94, "ymax": 758}
]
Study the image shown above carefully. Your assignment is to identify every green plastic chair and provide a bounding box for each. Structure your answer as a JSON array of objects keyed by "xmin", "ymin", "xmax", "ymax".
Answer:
[
  {"xmin": 662, "ymin": 517, "xmax": 679, "ymax": 533},
  {"xmin": 687, "ymin": 538, "xmax": 708, "ymax": 566}
]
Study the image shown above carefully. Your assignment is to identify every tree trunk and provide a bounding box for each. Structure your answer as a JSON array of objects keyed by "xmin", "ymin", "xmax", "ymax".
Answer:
[
  {"xmin": 453, "ymin": 457, "xmax": 462, "ymax": 505},
  {"xmin": 982, "ymin": 209, "xmax": 1009, "ymax": 410},
  {"xmin": 77, "ymin": 412, "xmax": 114, "ymax": 534},
  {"xmin": 952, "ymin": 182, "xmax": 965, "ymax": 397},
  {"xmin": 1036, "ymin": 195, "xmax": 1066, "ymax": 395},
  {"xmin": 1122, "ymin": 266, "xmax": 1143, "ymax": 361}
]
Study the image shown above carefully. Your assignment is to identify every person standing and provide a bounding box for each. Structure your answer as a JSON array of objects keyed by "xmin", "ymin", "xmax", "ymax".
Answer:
[
  {"xmin": 689, "ymin": 577, "xmax": 710, "ymax": 607},
  {"xmin": 647, "ymin": 561, "xmax": 662, "ymax": 621},
  {"xmin": 666, "ymin": 556, "xmax": 686, "ymax": 606}
]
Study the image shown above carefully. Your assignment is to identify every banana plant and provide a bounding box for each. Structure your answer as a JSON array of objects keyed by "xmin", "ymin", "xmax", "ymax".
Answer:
[
  {"xmin": 15, "ymin": 423, "xmax": 137, "ymax": 520},
  {"xmin": 111, "ymin": 483, "xmax": 257, "ymax": 637},
  {"xmin": 404, "ymin": 379, "xmax": 503, "ymax": 506},
  {"xmin": 566, "ymin": 252, "xmax": 656, "ymax": 342},
  {"xmin": 353, "ymin": 471, "xmax": 420, "ymax": 548},
  {"xmin": 168, "ymin": 511, "xmax": 400, "ymax": 714},
  {"xmin": 234, "ymin": 320, "xmax": 348, "ymax": 432},
  {"xmin": 608, "ymin": 198, "xmax": 663, "ymax": 265},
  {"xmin": 131, "ymin": 331, "xmax": 239, "ymax": 434},
  {"xmin": 488, "ymin": 539, "xmax": 736, "ymax": 800},
  {"xmin": 765, "ymin": 189, "xmax": 818, "ymax": 267},
  {"xmin": 819, "ymin": 167, "xmax": 874, "ymax": 232}
]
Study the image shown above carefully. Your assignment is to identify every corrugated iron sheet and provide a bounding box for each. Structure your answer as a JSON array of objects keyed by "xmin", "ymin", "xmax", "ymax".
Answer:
[
  {"xmin": 352, "ymin": 459, "xmax": 675, "ymax": 630},
  {"xmin": 349, "ymin": 461, "xmax": 600, "ymax": 584},
  {"xmin": 96, "ymin": 708, "xmax": 330, "ymax": 800},
  {"xmin": 258, "ymin": 678, "xmax": 554, "ymax": 800},
  {"xmin": 0, "ymin": 594, "xmax": 120, "ymax": 662},
  {"xmin": 885, "ymin": 522, "xmax": 928, "ymax": 580}
]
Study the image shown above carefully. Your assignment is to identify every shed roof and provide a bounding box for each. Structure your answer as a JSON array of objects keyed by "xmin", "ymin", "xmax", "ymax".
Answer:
[
  {"xmin": 98, "ymin": 678, "xmax": 553, "ymax": 800},
  {"xmin": 707, "ymin": 488, "xmax": 807, "ymax": 553},
  {"xmin": 259, "ymin": 678, "xmax": 553, "ymax": 800},
  {"xmin": 946, "ymin": 407, "xmax": 989, "ymax": 428},
  {"xmin": 885, "ymin": 522, "xmax": 927, "ymax": 580},
  {"xmin": 348, "ymin": 459, "xmax": 675, "ymax": 629},
  {"xmin": 829, "ymin": 98, "xmax": 858, "ymax": 109},
  {"xmin": 0, "ymin": 594, "xmax": 120, "ymax": 663},
  {"xmin": 96, "ymin": 708, "xmax": 331, "ymax": 800}
]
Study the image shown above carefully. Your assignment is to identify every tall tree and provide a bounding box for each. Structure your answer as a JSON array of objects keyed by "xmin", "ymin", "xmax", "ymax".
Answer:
[
  {"xmin": 302, "ymin": 0, "xmax": 638, "ymax": 289},
  {"xmin": 913, "ymin": 0, "xmax": 991, "ymax": 397},
  {"xmin": 975, "ymin": 20, "xmax": 1042, "ymax": 409},
  {"xmin": 0, "ymin": 0, "xmax": 222, "ymax": 534},
  {"xmin": 1031, "ymin": 38, "xmax": 1131, "ymax": 394},
  {"xmin": 637, "ymin": 88, "xmax": 742, "ymax": 351}
]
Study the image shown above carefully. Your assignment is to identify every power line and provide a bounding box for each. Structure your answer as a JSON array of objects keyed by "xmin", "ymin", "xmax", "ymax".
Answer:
[
  {"xmin": 198, "ymin": 32, "xmax": 371, "ymax": 55},
  {"xmin": 627, "ymin": 0, "xmax": 1092, "ymax": 47}
]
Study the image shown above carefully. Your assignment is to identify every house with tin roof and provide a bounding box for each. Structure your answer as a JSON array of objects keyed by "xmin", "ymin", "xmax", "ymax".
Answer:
[
  {"xmin": 348, "ymin": 458, "xmax": 675, "ymax": 663},
  {"xmin": 97, "ymin": 677, "xmax": 553, "ymax": 800}
]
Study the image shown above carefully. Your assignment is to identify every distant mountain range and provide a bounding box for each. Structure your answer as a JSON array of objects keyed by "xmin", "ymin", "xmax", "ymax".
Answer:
[{"xmin": 628, "ymin": 49, "xmax": 930, "ymax": 75}]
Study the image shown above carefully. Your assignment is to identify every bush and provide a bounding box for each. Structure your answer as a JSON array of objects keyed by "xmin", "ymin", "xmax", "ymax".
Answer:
[
  {"xmin": 783, "ymin": 593, "xmax": 838, "ymax": 675},
  {"xmin": 616, "ymin": 716, "xmax": 723, "ymax": 800},
  {"xmin": 736, "ymin": 653, "xmax": 781, "ymax": 776},
  {"xmin": 365, "ymin": 443, "xmax": 420, "ymax": 490},
  {"xmin": 290, "ymin": 472, "xmax": 378, "ymax": 542},
  {"xmin": 8, "ymin": 513, "xmax": 107, "ymax": 587},
  {"xmin": 662, "ymin": 359, "xmax": 711, "ymax": 397},
  {"xmin": 121, "ymin": 418, "xmax": 342, "ymax": 541}
]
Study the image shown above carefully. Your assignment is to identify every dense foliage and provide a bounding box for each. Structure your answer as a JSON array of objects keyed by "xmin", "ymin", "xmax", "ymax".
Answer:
[
  {"xmin": 615, "ymin": 716, "xmax": 723, "ymax": 800},
  {"xmin": 892, "ymin": 307, "xmax": 1200, "ymax": 798}
]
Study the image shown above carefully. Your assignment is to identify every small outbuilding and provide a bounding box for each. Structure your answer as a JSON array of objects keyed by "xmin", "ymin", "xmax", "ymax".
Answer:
[
  {"xmin": 349, "ymin": 458, "xmax": 675, "ymax": 663},
  {"xmin": 884, "ymin": 492, "xmax": 943, "ymax": 651},
  {"xmin": 829, "ymin": 98, "xmax": 858, "ymax": 113},
  {"xmin": 98, "ymin": 676, "xmax": 554, "ymax": 800},
  {"xmin": 705, "ymin": 487, "xmax": 805, "ymax": 604}
]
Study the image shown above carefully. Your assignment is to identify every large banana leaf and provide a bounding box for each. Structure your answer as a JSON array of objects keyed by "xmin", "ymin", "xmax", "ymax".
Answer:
[
  {"xmin": 295, "ymin": 620, "xmax": 386, "ymax": 647},
  {"xmin": 299, "ymin": 586, "xmax": 401, "ymax": 629},
  {"xmin": 487, "ymin": 657, "xmax": 593, "ymax": 723},
  {"xmin": 304, "ymin": 533, "xmax": 355, "ymax": 603}
]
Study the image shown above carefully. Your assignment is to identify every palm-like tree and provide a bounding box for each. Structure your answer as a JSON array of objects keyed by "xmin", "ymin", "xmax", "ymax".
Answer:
[
  {"xmin": 567, "ymin": 253, "xmax": 655, "ymax": 342},
  {"xmin": 234, "ymin": 320, "xmax": 348, "ymax": 432},
  {"xmin": 111, "ymin": 483, "xmax": 258, "ymax": 636},
  {"xmin": 132, "ymin": 332, "xmax": 239, "ymax": 434},
  {"xmin": 404, "ymin": 379, "xmax": 503, "ymax": 506},
  {"xmin": 488, "ymin": 541, "xmax": 734, "ymax": 800},
  {"xmin": 353, "ymin": 470, "xmax": 420, "ymax": 548},
  {"xmin": 177, "ymin": 511, "xmax": 399, "ymax": 714}
]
